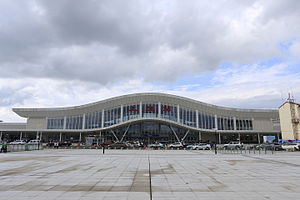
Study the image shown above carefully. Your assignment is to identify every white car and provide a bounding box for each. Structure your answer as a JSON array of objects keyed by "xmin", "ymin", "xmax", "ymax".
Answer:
[
  {"xmin": 9, "ymin": 140, "xmax": 26, "ymax": 145},
  {"xmin": 224, "ymin": 141, "xmax": 243, "ymax": 149},
  {"xmin": 192, "ymin": 143, "xmax": 211, "ymax": 150},
  {"xmin": 281, "ymin": 143, "xmax": 300, "ymax": 151},
  {"xmin": 169, "ymin": 142, "xmax": 183, "ymax": 148},
  {"xmin": 27, "ymin": 140, "xmax": 41, "ymax": 144},
  {"xmin": 148, "ymin": 143, "xmax": 165, "ymax": 148}
]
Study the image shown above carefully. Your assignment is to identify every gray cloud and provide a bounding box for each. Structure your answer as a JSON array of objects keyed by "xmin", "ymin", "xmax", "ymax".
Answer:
[{"xmin": 0, "ymin": 0, "xmax": 300, "ymax": 84}]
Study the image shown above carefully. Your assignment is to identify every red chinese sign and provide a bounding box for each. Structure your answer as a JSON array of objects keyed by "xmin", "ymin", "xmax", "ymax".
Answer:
[
  {"xmin": 129, "ymin": 106, "xmax": 138, "ymax": 112},
  {"xmin": 146, "ymin": 106, "xmax": 155, "ymax": 112},
  {"xmin": 162, "ymin": 106, "xmax": 172, "ymax": 111}
]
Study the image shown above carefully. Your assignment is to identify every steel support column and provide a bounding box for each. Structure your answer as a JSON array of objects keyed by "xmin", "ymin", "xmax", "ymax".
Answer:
[
  {"xmin": 181, "ymin": 130, "xmax": 190, "ymax": 143},
  {"xmin": 120, "ymin": 124, "xmax": 131, "ymax": 142},
  {"xmin": 169, "ymin": 125, "xmax": 181, "ymax": 143},
  {"xmin": 110, "ymin": 130, "xmax": 119, "ymax": 142}
]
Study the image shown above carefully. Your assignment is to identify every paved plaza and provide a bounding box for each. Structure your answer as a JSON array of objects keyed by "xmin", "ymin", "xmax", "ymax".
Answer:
[{"xmin": 0, "ymin": 149, "xmax": 300, "ymax": 200}]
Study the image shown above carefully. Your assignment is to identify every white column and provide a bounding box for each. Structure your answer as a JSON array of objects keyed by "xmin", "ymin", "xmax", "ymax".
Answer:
[
  {"xmin": 214, "ymin": 115, "xmax": 218, "ymax": 130},
  {"xmin": 0, "ymin": 131, "xmax": 2, "ymax": 141},
  {"xmin": 59, "ymin": 132, "xmax": 62, "ymax": 142},
  {"xmin": 238, "ymin": 132, "xmax": 241, "ymax": 141},
  {"xmin": 82, "ymin": 114, "xmax": 86, "ymax": 129},
  {"xmin": 140, "ymin": 102, "xmax": 142, "ymax": 118},
  {"xmin": 99, "ymin": 131, "xmax": 102, "ymax": 142},
  {"xmin": 40, "ymin": 132, "xmax": 43, "ymax": 141},
  {"xmin": 218, "ymin": 132, "xmax": 221, "ymax": 144},
  {"xmin": 20, "ymin": 132, "xmax": 22, "ymax": 140},
  {"xmin": 79, "ymin": 132, "xmax": 82, "ymax": 142},
  {"xmin": 258, "ymin": 133, "xmax": 260, "ymax": 144},
  {"xmin": 63, "ymin": 116, "xmax": 67, "ymax": 129},
  {"xmin": 120, "ymin": 105, "xmax": 123, "ymax": 122},
  {"xmin": 158, "ymin": 102, "xmax": 161, "ymax": 118},
  {"xmin": 177, "ymin": 104, "xmax": 180, "ymax": 123},
  {"xmin": 36, "ymin": 131, "xmax": 39, "ymax": 140},
  {"xmin": 196, "ymin": 110, "xmax": 199, "ymax": 128},
  {"xmin": 101, "ymin": 109, "xmax": 104, "ymax": 128},
  {"xmin": 233, "ymin": 117, "xmax": 237, "ymax": 130}
]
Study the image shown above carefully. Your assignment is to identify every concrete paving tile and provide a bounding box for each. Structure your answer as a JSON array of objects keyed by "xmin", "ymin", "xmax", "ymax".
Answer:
[{"xmin": 1, "ymin": 149, "xmax": 300, "ymax": 199}]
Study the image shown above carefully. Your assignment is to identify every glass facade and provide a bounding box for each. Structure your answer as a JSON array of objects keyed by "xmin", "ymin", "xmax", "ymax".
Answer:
[
  {"xmin": 123, "ymin": 104, "xmax": 140, "ymax": 121},
  {"xmin": 236, "ymin": 119, "xmax": 253, "ymax": 130},
  {"xmin": 102, "ymin": 121, "xmax": 199, "ymax": 144},
  {"xmin": 104, "ymin": 107, "xmax": 121, "ymax": 127},
  {"xmin": 217, "ymin": 117, "xmax": 234, "ymax": 130},
  {"xmin": 47, "ymin": 118, "xmax": 64, "ymax": 129},
  {"xmin": 85, "ymin": 111, "xmax": 102, "ymax": 129},
  {"xmin": 161, "ymin": 104, "xmax": 177, "ymax": 122},
  {"xmin": 179, "ymin": 108, "xmax": 196, "ymax": 127},
  {"xmin": 199, "ymin": 112, "xmax": 215, "ymax": 129},
  {"xmin": 142, "ymin": 103, "xmax": 159, "ymax": 118},
  {"xmin": 65, "ymin": 115, "xmax": 83, "ymax": 129},
  {"xmin": 46, "ymin": 103, "xmax": 253, "ymax": 131}
]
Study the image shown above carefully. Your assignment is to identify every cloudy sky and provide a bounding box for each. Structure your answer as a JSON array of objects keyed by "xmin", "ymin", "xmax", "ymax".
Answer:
[{"xmin": 1, "ymin": 0, "xmax": 300, "ymax": 122}]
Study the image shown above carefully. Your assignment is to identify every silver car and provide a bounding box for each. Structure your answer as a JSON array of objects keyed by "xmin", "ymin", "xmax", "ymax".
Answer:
[{"xmin": 192, "ymin": 143, "xmax": 211, "ymax": 150}]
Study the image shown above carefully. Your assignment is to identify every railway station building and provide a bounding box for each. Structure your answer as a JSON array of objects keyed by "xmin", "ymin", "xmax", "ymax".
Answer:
[{"xmin": 0, "ymin": 93, "xmax": 281, "ymax": 144}]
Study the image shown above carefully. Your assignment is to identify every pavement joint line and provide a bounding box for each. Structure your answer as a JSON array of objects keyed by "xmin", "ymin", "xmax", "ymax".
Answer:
[
  {"xmin": 148, "ymin": 155, "xmax": 152, "ymax": 200},
  {"xmin": 242, "ymin": 154, "xmax": 300, "ymax": 167}
]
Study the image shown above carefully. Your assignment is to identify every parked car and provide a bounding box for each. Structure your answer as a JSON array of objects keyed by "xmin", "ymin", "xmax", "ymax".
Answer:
[
  {"xmin": 9, "ymin": 140, "xmax": 26, "ymax": 145},
  {"xmin": 281, "ymin": 143, "xmax": 300, "ymax": 151},
  {"xmin": 192, "ymin": 143, "xmax": 211, "ymax": 150},
  {"xmin": 27, "ymin": 140, "xmax": 41, "ymax": 144},
  {"xmin": 224, "ymin": 141, "xmax": 243, "ymax": 149},
  {"xmin": 169, "ymin": 142, "xmax": 184, "ymax": 149},
  {"xmin": 108, "ymin": 142, "xmax": 129, "ymax": 149},
  {"xmin": 148, "ymin": 143, "xmax": 165, "ymax": 149},
  {"xmin": 186, "ymin": 144, "xmax": 195, "ymax": 149},
  {"xmin": 99, "ymin": 141, "xmax": 113, "ymax": 146},
  {"xmin": 255, "ymin": 143, "xmax": 283, "ymax": 151}
]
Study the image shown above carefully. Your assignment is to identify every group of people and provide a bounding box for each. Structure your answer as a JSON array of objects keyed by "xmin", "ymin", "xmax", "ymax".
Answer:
[{"xmin": 0, "ymin": 143, "xmax": 8, "ymax": 153}]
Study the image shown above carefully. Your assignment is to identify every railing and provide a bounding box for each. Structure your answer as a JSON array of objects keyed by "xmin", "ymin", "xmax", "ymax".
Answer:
[
  {"xmin": 216, "ymin": 144, "xmax": 280, "ymax": 155},
  {"xmin": 4, "ymin": 144, "xmax": 43, "ymax": 152}
]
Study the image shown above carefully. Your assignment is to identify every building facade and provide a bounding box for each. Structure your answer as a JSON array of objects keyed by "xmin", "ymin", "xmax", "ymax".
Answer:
[
  {"xmin": 279, "ymin": 101, "xmax": 300, "ymax": 140},
  {"xmin": 0, "ymin": 93, "xmax": 280, "ymax": 144}
]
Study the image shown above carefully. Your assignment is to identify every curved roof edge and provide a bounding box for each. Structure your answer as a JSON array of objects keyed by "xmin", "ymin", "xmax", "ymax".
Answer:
[{"xmin": 13, "ymin": 92, "xmax": 278, "ymax": 117}]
